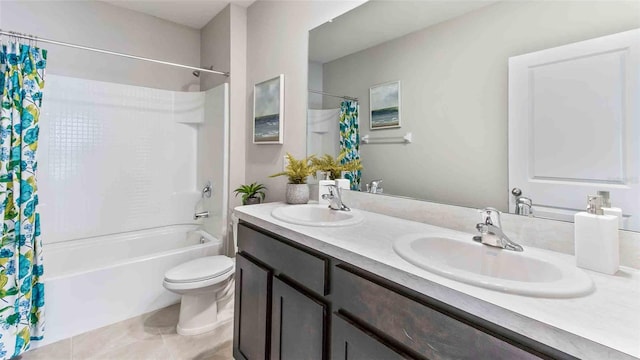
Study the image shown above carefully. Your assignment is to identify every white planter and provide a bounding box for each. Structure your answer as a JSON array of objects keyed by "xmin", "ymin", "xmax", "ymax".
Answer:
[{"xmin": 286, "ymin": 183, "xmax": 309, "ymax": 204}]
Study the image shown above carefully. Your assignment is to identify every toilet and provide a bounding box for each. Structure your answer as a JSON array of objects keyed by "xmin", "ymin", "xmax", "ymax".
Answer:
[{"xmin": 163, "ymin": 255, "xmax": 235, "ymax": 335}]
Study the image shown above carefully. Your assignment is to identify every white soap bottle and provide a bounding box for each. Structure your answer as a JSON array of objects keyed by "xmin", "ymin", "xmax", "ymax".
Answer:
[
  {"xmin": 574, "ymin": 195, "xmax": 619, "ymax": 274},
  {"xmin": 598, "ymin": 191, "xmax": 624, "ymax": 229},
  {"xmin": 335, "ymin": 178, "xmax": 351, "ymax": 191}
]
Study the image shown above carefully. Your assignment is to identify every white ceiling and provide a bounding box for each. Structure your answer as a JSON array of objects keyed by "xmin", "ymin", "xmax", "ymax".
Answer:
[
  {"xmin": 309, "ymin": 1, "xmax": 497, "ymax": 64},
  {"xmin": 105, "ymin": 0, "xmax": 255, "ymax": 29}
]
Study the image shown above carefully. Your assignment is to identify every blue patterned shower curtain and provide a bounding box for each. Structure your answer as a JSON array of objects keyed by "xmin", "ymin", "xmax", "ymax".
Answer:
[
  {"xmin": 339, "ymin": 100, "xmax": 360, "ymax": 190},
  {"xmin": 0, "ymin": 41, "xmax": 47, "ymax": 359}
]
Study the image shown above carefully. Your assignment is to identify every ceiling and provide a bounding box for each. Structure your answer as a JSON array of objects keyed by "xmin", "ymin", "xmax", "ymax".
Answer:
[
  {"xmin": 309, "ymin": 1, "xmax": 497, "ymax": 64},
  {"xmin": 105, "ymin": 0, "xmax": 256, "ymax": 29}
]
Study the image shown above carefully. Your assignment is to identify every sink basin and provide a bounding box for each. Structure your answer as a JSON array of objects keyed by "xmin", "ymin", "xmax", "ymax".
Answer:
[
  {"xmin": 393, "ymin": 233, "xmax": 593, "ymax": 297},
  {"xmin": 271, "ymin": 204, "xmax": 364, "ymax": 227}
]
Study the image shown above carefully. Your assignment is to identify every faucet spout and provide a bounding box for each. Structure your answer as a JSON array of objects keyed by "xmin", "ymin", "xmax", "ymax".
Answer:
[
  {"xmin": 322, "ymin": 185, "xmax": 350, "ymax": 211},
  {"xmin": 475, "ymin": 223, "xmax": 523, "ymax": 252},
  {"xmin": 474, "ymin": 208, "xmax": 523, "ymax": 252},
  {"xmin": 194, "ymin": 211, "xmax": 210, "ymax": 220}
]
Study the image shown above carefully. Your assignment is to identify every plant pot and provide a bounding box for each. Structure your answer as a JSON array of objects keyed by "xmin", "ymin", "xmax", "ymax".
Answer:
[
  {"xmin": 243, "ymin": 197, "xmax": 261, "ymax": 205},
  {"xmin": 285, "ymin": 183, "xmax": 309, "ymax": 204}
]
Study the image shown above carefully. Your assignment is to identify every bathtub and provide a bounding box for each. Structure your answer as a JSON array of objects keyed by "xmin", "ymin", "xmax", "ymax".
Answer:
[{"xmin": 38, "ymin": 225, "xmax": 222, "ymax": 347}]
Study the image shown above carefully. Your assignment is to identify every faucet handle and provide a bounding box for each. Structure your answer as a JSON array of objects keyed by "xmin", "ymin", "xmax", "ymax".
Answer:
[{"xmin": 479, "ymin": 207, "xmax": 502, "ymax": 227}]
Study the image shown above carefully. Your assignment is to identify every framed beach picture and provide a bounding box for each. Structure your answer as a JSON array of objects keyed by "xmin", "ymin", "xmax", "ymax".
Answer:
[
  {"xmin": 369, "ymin": 80, "xmax": 401, "ymax": 130},
  {"xmin": 253, "ymin": 74, "xmax": 284, "ymax": 144}
]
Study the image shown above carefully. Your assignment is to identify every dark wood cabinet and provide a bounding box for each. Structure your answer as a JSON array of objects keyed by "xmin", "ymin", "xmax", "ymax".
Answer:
[
  {"xmin": 234, "ymin": 221, "xmax": 574, "ymax": 360},
  {"xmin": 233, "ymin": 253, "xmax": 272, "ymax": 360},
  {"xmin": 271, "ymin": 277, "xmax": 326, "ymax": 360},
  {"xmin": 235, "ymin": 224, "xmax": 330, "ymax": 360},
  {"xmin": 332, "ymin": 313, "xmax": 409, "ymax": 360}
]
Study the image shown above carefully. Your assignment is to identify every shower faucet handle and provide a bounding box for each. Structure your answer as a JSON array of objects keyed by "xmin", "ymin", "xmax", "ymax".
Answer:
[{"xmin": 202, "ymin": 182, "xmax": 212, "ymax": 198}]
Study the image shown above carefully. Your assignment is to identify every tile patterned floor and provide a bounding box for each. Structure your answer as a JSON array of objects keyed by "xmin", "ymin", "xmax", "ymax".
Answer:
[{"xmin": 19, "ymin": 304, "xmax": 233, "ymax": 360}]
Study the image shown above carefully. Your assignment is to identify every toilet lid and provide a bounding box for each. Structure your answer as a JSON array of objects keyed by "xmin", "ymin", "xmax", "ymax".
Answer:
[{"xmin": 164, "ymin": 256, "xmax": 234, "ymax": 283}]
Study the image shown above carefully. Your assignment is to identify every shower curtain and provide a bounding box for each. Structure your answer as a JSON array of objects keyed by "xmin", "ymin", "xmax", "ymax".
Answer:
[
  {"xmin": 0, "ymin": 41, "xmax": 47, "ymax": 358},
  {"xmin": 339, "ymin": 100, "xmax": 361, "ymax": 190}
]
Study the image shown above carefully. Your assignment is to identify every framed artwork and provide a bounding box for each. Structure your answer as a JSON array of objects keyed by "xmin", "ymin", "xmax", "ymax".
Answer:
[
  {"xmin": 253, "ymin": 74, "xmax": 284, "ymax": 144},
  {"xmin": 369, "ymin": 80, "xmax": 401, "ymax": 130}
]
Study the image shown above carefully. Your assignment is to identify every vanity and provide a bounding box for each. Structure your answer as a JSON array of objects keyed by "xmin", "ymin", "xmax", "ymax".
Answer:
[{"xmin": 232, "ymin": 203, "xmax": 640, "ymax": 360}]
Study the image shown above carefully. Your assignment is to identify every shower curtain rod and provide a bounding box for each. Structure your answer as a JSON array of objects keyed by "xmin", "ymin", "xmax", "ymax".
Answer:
[
  {"xmin": 0, "ymin": 29, "xmax": 229, "ymax": 77},
  {"xmin": 308, "ymin": 89, "xmax": 358, "ymax": 101}
]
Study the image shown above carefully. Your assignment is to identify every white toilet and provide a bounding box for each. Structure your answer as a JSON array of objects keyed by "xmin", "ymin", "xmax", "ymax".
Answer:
[{"xmin": 163, "ymin": 255, "xmax": 235, "ymax": 335}]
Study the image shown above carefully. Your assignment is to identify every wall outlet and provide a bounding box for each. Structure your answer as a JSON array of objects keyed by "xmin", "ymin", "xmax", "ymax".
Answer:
[{"xmin": 283, "ymin": 155, "xmax": 289, "ymax": 171}]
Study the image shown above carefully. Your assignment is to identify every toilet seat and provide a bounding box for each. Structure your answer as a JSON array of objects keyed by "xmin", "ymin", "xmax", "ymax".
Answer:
[{"xmin": 164, "ymin": 256, "xmax": 234, "ymax": 291}]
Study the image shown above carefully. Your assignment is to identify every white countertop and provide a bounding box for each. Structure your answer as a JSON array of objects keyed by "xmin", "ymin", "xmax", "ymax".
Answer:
[{"xmin": 234, "ymin": 202, "xmax": 640, "ymax": 359}]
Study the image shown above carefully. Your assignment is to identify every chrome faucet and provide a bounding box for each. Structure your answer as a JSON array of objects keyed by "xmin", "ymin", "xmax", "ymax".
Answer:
[
  {"xmin": 515, "ymin": 197, "xmax": 533, "ymax": 216},
  {"xmin": 511, "ymin": 188, "xmax": 533, "ymax": 216},
  {"xmin": 194, "ymin": 211, "xmax": 210, "ymax": 220},
  {"xmin": 322, "ymin": 185, "xmax": 350, "ymax": 211},
  {"xmin": 366, "ymin": 179, "xmax": 383, "ymax": 194},
  {"xmin": 474, "ymin": 207, "xmax": 523, "ymax": 252}
]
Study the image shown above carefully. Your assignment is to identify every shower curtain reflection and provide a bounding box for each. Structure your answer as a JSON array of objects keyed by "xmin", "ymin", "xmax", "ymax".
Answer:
[{"xmin": 0, "ymin": 40, "xmax": 47, "ymax": 358}]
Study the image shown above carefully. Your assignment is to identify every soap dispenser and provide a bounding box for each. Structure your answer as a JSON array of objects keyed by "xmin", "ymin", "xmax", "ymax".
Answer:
[
  {"xmin": 598, "ymin": 191, "xmax": 623, "ymax": 229},
  {"xmin": 574, "ymin": 195, "xmax": 619, "ymax": 274}
]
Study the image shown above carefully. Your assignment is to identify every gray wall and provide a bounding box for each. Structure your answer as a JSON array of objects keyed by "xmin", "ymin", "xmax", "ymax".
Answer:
[
  {"xmin": 0, "ymin": 1, "xmax": 201, "ymax": 91},
  {"xmin": 245, "ymin": 0, "xmax": 365, "ymax": 202},
  {"xmin": 199, "ymin": 3, "xmax": 248, "ymax": 245},
  {"xmin": 227, "ymin": 4, "xmax": 248, "ymax": 217},
  {"xmin": 322, "ymin": 1, "xmax": 640, "ymax": 211},
  {"xmin": 201, "ymin": 5, "xmax": 231, "ymax": 91}
]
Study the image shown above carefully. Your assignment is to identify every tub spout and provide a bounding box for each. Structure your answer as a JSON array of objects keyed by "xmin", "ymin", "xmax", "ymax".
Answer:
[{"xmin": 194, "ymin": 211, "xmax": 209, "ymax": 220}]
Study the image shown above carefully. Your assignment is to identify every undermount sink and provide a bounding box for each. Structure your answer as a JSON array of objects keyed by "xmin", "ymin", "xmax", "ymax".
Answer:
[
  {"xmin": 393, "ymin": 233, "xmax": 594, "ymax": 298},
  {"xmin": 271, "ymin": 204, "xmax": 364, "ymax": 227}
]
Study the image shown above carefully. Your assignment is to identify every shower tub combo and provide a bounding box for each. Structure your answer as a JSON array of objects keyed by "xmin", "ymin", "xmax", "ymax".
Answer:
[{"xmin": 40, "ymin": 225, "xmax": 221, "ymax": 346}]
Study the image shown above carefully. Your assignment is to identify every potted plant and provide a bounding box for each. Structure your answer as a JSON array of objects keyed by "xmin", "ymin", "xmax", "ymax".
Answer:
[
  {"xmin": 270, "ymin": 153, "xmax": 316, "ymax": 204},
  {"xmin": 311, "ymin": 151, "xmax": 363, "ymax": 180},
  {"xmin": 234, "ymin": 182, "xmax": 267, "ymax": 205}
]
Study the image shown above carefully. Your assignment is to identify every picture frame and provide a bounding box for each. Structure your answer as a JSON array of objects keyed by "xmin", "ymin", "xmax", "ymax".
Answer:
[
  {"xmin": 253, "ymin": 74, "xmax": 284, "ymax": 144},
  {"xmin": 369, "ymin": 80, "xmax": 401, "ymax": 130}
]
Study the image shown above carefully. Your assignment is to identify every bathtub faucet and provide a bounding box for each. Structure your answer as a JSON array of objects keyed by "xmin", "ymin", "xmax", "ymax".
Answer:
[{"xmin": 194, "ymin": 211, "xmax": 210, "ymax": 220}]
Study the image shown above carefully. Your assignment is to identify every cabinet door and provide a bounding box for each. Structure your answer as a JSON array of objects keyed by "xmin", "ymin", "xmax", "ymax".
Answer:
[
  {"xmin": 271, "ymin": 277, "xmax": 326, "ymax": 360},
  {"xmin": 234, "ymin": 253, "xmax": 272, "ymax": 360},
  {"xmin": 332, "ymin": 314, "xmax": 410, "ymax": 360}
]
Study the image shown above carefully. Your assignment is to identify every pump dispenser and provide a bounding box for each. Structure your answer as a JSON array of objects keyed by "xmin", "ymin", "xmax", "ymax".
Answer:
[
  {"xmin": 574, "ymin": 195, "xmax": 619, "ymax": 274},
  {"xmin": 598, "ymin": 191, "xmax": 624, "ymax": 229}
]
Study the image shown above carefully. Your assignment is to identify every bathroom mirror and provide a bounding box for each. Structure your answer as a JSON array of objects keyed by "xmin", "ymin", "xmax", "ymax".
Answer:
[{"xmin": 307, "ymin": 0, "xmax": 640, "ymax": 232}]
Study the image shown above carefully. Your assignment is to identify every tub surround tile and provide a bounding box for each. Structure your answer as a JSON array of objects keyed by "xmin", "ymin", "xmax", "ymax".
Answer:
[
  {"xmin": 343, "ymin": 190, "xmax": 640, "ymax": 269},
  {"xmin": 235, "ymin": 202, "xmax": 640, "ymax": 359}
]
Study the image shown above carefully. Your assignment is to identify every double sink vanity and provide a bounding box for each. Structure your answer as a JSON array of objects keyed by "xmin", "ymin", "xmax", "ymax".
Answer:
[{"xmin": 233, "ymin": 201, "xmax": 640, "ymax": 360}]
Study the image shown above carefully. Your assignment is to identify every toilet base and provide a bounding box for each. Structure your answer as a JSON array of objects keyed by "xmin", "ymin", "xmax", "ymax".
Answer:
[
  {"xmin": 177, "ymin": 291, "xmax": 220, "ymax": 335},
  {"xmin": 174, "ymin": 278, "xmax": 235, "ymax": 336}
]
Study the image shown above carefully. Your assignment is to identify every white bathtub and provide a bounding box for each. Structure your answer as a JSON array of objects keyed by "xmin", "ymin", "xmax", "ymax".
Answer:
[{"xmin": 38, "ymin": 225, "xmax": 222, "ymax": 346}]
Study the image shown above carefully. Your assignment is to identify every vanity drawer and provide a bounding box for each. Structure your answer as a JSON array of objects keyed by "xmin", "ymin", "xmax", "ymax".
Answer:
[
  {"xmin": 238, "ymin": 223, "xmax": 328, "ymax": 296},
  {"xmin": 332, "ymin": 264, "xmax": 548, "ymax": 360}
]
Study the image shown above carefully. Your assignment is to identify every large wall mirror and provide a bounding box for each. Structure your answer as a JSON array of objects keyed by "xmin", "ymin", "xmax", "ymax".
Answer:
[{"xmin": 307, "ymin": 0, "xmax": 640, "ymax": 232}]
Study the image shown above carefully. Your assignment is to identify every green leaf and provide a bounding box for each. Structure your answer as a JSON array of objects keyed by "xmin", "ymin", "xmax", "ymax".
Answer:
[{"xmin": 6, "ymin": 313, "xmax": 19, "ymax": 325}]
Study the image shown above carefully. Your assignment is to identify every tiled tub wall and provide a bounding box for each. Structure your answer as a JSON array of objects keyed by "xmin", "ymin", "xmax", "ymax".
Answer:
[{"xmin": 343, "ymin": 191, "xmax": 640, "ymax": 269}]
